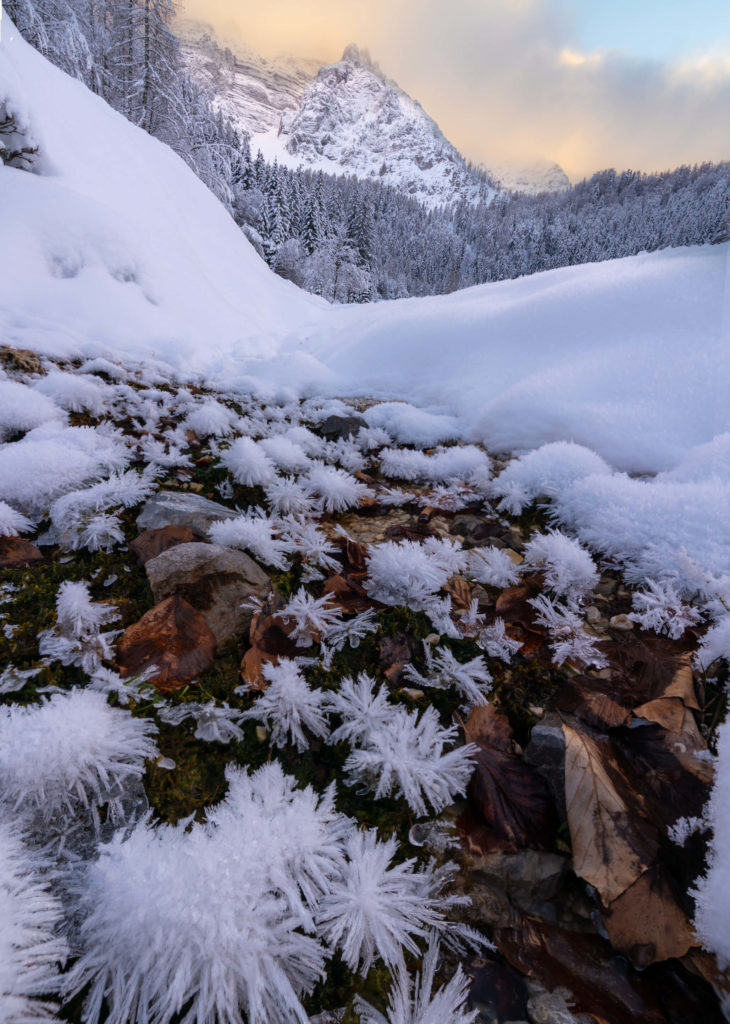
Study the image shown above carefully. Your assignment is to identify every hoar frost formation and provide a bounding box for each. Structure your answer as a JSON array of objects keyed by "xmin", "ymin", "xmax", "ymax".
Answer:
[{"xmin": 1, "ymin": 8, "xmax": 730, "ymax": 1024}]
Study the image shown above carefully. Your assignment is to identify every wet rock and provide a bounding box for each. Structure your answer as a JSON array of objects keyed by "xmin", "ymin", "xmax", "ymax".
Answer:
[
  {"xmin": 317, "ymin": 413, "xmax": 367, "ymax": 441},
  {"xmin": 0, "ymin": 346, "xmax": 43, "ymax": 375},
  {"xmin": 145, "ymin": 542, "xmax": 269, "ymax": 649},
  {"xmin": 467, "ymin": 955, "xmax": 529, "ymax": 1024},
  {"xmin": 0, "ymin": 537, "xmax": 45, "ymax": 569},
  {"xmin": 465, "ymin": 849, "xmax": 569, "ymax": 929},
  {"xmin": 450, "ymin": 515, "xmax": 505, "ymax": 548},
  {"xmin": 117, "ymin": 594, "xmax": 216, "ymax": 692},
  {"xmin": 136, "ymin": 490, "xmax": 237, "ymax": 536},
  {"xmin": 129, "ymin": 525, "xmax": 200, "ymax": 566},
  {"xmin": 524, "ymin": 713, "xmax": 567, "ymax": 822}
]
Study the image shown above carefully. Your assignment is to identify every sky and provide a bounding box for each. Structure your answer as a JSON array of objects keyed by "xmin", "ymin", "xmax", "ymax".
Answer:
[{"xmin": 180, "ymin": 0, "xmax": 730, "ymax": 180}]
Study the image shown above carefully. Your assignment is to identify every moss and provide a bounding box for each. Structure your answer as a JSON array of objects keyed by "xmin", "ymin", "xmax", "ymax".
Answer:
[
  {"xmin": 143, "ymin": 721, "xmax": 229, "ymax": 824},
  {"xmin": 490, "ymin": 656, "xmax": 565, "ymax": 746}
]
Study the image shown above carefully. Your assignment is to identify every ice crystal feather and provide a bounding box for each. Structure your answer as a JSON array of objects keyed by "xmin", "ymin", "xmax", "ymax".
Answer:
[
  {"xmin": 629, "ymin": 579, "xmax": 702, "ymax": 639},
  {"xmin": 0, "ymin": 690, "xmax": 158, "ymax": 828},
  {"xmin": 0, "ymin": 500, "xmax": 34, "ymax": 536},
  {"xmin": 243, "ymin": 659, "xmax": 328, "ymax": 752},
  {"xmin": 365, "ymin": 539, "xmax": 467, "ymax": 613},
  {"xmin": 316, "ymin": 831, "xmax": 449, "ymax": 976},
  {"xmin": 354, "ymin": 937, "xmax": 478, "ymax": 1024},
  {"xmin": 343, "ymin": 705, "xmax": 476, "ymax": 816},
  {"xmin": 221, "ymin": 436, "xmax": 278, "ymax": 487},
  {"xmin": 209, "ymin": 509, "xmax": 293, "ymax": 569},
  {"xmin": 403, "ymin": 645, "xmax": 492, "ymax": 709},
  {"xmin": 0, "ymin": 824, "xmax": 67, "ymax": 1024},
  {"xmin": 326, "ymin": 673, "xmax": 393, "ymax": 746},
  {"xmin": 304, "ymin": 463, "xmax": 372, "ymax": 513},
  {"xmin": 278, "ymin": 589, "xmax": 343, "ymax": 647},
  {"xmin": 522, "ymin": 530, "xmax": 598, "ymax": 605},
  {"xmin": 65, "ymin": 763, "xmax": 349, "ymax": 1024}
]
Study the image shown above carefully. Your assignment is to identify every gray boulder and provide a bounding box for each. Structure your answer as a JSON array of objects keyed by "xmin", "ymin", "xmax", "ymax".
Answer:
[
  {"xmin": 137, "ymin": 490, "xmax": 237, "ymax": 536},
  {"xmin": 145, "ymin": 542, "xmax": 269, "ymax": 650}
]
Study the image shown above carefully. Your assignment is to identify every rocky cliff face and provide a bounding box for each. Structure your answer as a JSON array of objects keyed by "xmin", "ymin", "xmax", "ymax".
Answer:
[
  {"xmin": 177, "ymin": 20, "xmax": 321, "ymax": 137},
  {"xmin": 272, "ymin": 44, "xmax": 496, "ymax": 208},
  {"xmin": 180, "ymin": 26, "xmax": 569, "ymax": 205}
]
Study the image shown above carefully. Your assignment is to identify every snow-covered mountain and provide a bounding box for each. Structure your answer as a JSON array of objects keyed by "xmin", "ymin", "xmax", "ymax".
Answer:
[
  {"xmin": 490, "ymin": 159, "xmax": 571, "ymax": 195},
  {"xmin": 179, "ymin": 24, "xmax": 570, "ymax": 205},
  {"xmin": 265, "ymin": 44, "xmax": 496, "ymax": 208},
  {"xmin": 177, "ymin": 21, "xmax": 321, "ymax": 138}
]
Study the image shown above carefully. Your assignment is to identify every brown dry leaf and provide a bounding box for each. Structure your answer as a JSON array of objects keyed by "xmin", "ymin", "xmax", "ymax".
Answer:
[
  {"xmin": 604, "ymin": 864, "xmax": 698, "ymax": 967},
  {"xmin": 334, "ymin": 535, "xmax": 369, "ymax": 574},
  {"xmin": 610, "ymin": 722, "xmax": 713, "ymax": 836},
  {"xmin": 557, "ymin": 676, "xmax": 631, "ymax": 731},
  {"xmin": 379, "ymin": 634, "xmax": 413, "ymax": 684},
  {"xmin": 494, "ymin": 919, "xmax": 668, "ymax": 1024},
  {"xmin": 117, "ymin": 595, "xmax": 216, "ymax": 692},
  {"xmin": 634, "ymin": 697, "xmax": 686, "ymax": 732},
  {"xmin": 129, "ymin": 525, "xmax": 199, "ymax": 566},
  {"xmin": 444, "ymin": 575, "xmax": 473, "ymax": 612},
  {"xmin": 563, "ymin": 722, "xmax": 658, "ymax": 904},
  {"xmin": 464, "ymin": 705, "xmax": 557, "ymax": 853},
  {"xmin": 600, "ymin": 636, "xmax": 695, "ymax": 709},
  {"xmin": 383, "ymin": 521, "xmax": 437, "ymax": 543},
  {"xmin": 322, "ymin": 574, "xmax": 372, "ymax": 614},
  {"xmin": 682, "ymin": 949, "xmax": 730, "ymax": 1012},
  {"xmin": 240, "ymin": 646, "xmax": 278, "ymax": 689},
  {"xmin": 663, "ymin": 654, "xmax": 700, "ymax": 710},
  {"xmin": 0, "ymin": 537, "xmax": 45, "ymax": 569}
]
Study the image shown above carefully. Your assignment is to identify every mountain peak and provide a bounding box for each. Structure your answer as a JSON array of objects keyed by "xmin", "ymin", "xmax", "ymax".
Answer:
[{"xmin": 340, "ymin": 44, "xmax": 379, "ymax": 72}]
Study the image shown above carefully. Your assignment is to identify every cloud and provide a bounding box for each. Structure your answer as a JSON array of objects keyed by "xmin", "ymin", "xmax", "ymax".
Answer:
[{"xmin": 179, "ymin": 0, "xmax": 730, "ymax": 179}]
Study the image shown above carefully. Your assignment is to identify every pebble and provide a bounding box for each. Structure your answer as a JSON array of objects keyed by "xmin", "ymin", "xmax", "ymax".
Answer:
[{"xmin": 609, "ymin": 613, "xmax": 634, "ymax": 631}]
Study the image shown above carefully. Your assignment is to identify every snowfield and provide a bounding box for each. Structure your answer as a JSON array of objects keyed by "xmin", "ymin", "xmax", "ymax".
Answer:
[{"xmin": 2, "ymin": 18, "xmax": 730, "ymax": 996}]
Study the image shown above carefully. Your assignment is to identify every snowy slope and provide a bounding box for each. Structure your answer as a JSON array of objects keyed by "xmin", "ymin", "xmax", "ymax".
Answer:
[
  {"xmin": 177, "ymin": 20, "xmax": 321, "ymax": 138},
  {"xmin": 0, "ymin": 19, "xmax": 323, "ymax": 374}
]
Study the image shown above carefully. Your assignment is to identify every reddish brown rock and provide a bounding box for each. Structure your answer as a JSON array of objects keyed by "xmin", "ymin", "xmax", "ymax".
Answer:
[
  {"xmin": 129, "ymin": 525, "xmax": 199, "ymax": 566},
  {"xmin": 0, "ymin": 536, "xmax": 45, "ymax": 569},
  {"xmin": 117, "ymin": 594, "xmax": 216, "ymax": 692}
]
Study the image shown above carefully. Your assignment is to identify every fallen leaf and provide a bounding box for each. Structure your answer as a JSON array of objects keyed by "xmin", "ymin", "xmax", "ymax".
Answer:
[
  {"xmin": 322, "ymin": 573, "xmax": 371, "ymax": 614},
  {"xmin": 444, "ymin": 575, "xmax": 473, "ymax": 612},
  {"xmin": 383, "ymin": 521, "xmax": 437, "ymax": 543},
  {"xmin": 379, "ymin": 633, "xmax": 413, "ymax": 683},
  {"xmin": 0, "ymin": 537, "xmax": 45, "ymax": 569},
  {"xmin": 494, "ymin": 919, "xmax": 668, "ymax": 1024},
  {"xmin": 240, "ymin": 645, "xmax": 278, "ymax": 690},
  {"xmin": 334, "ymin": 535, "xmax": 368, "ymax": 574},
  {"xmin": 557, "ymin": 676, "xmax": 631, "ymax": 731},
  {"xmin": 563, "ymin": 721, "xmax": 658, "ymax": 904},
  {"xmin": 117, "ymin": 595, "xmax": 216, "ymax": 692},
  {"xmin": 463, "ymin": 705, "xmax": 557, "ymax": 853},
  {"xmin": 605, "ymin": 864, "xmax": 698, "ymax": 967}
]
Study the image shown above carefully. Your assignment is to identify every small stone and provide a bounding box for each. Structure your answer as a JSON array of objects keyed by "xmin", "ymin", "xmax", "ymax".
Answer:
[
  {"xmin": 585, "ymin": 606, "xmax": 603, "ymax": 626},
  {"xmin": 136, "ymin": 490, "xmax": 237, "ymax": 536},
  {"xmin": 609, "ymin": 613, "xmax": 634, "ymax": 631},
  {"xmin": 594, "ymin": 578, "xmax": 618, "ymax": 598},
  {"xmin": 504, "ymin": 548, "xmax": 524, "ymax": 566},
  {"xmin": 524, "ymin": 712, "xmax": 567, "ymax": 821},
  {"xmin": 318, "ymin": 413, "xmax": 367, "ymax": 441},
  {"xmin": 255, "ymin": 726, "xmax": 268, "ymax": 743},
  {"xmin": 129, "ymin": 524, "xmax": 200, "ymax": 566},
  {"xmin": 156, "ymin": 756, "xmax": 176, "ymax": 771},
  {"xmin": 401, "ymin": 688, "xmax": 425, "ymax": 700},
  {"xmin": 425, "ymin": 633, "xmax": 441, "ymax": 645},
  {"xmin": 0, "ymin": 537, "xmax": 45, "ymax": 569}
]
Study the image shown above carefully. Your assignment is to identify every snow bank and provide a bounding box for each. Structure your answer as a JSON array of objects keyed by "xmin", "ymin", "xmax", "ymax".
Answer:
[{"xmin": 0, "ymin": 20, "xmax": 323, "ymax": 372}]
